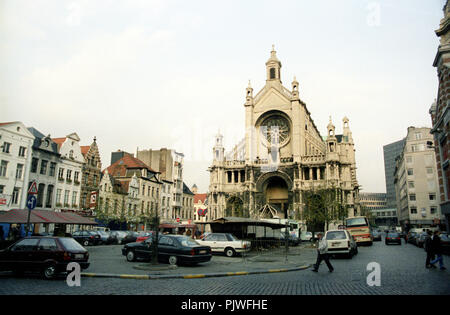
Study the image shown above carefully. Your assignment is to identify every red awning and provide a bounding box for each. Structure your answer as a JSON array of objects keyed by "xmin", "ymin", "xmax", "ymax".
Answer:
[
  {"xmin": 0, "ymin": 209, "xmax": 97, "ymax": 225},
  {"xmin": 159, "ymin": 223, "xmax": 178, "ymax": 229}
]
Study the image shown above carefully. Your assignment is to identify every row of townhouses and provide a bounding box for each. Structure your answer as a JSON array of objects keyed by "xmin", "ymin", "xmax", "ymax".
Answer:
[{"xmin": 0, "ymin": 121, "xmax": 197, "ymax": 232}]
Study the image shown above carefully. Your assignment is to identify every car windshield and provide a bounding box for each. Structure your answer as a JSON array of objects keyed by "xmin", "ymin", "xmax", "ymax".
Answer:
[
  {"xmin": 345, "ymin": 217, "xmax": 368, "ymax": 227},
  {"xmin": 387, "ymin": 233, "xmax": 399, "ymax": 237},
  {"xmin": 326, "ymin": 231, "xmax": 347, "ymax": 240},
  {"xmin": 441, "ymin": 234, "xmax": 449, "ymax": 241},
  {"xmin": 60, "ymin": 238, "xmax": 86, "ymax": 251},
  {"xmin": 178, "ymin": 236, "xmax": 199, "ymax": 247},
  {"xmin": 227, "ymin": 234, "xmax": 239, "ymax": 241}
]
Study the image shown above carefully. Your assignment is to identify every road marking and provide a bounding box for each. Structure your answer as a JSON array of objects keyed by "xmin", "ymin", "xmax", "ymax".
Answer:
[{"xmin": 183, "ymin": 274, "xmax": 206, "ymax": 279}]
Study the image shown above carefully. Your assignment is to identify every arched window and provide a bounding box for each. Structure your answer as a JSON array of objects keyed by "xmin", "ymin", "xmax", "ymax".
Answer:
[{"xmin": 270, "ymin": 68, "xmax": 276, "ymax": 79}]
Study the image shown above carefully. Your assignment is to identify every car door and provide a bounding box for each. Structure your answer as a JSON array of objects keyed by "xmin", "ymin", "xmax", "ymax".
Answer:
[
  {"xmin": 202, "ymin": 234, "xmax": 220, "ymax": 252},
  {"xmin": 135, "ymin": 239, "xmax": 152, "ymax": 260},
  {"xmin": 158, "ymin": 236, "xmax": 177, "ymax": 261},
  {"xmin": 215, "ymin": 234, "xmax": 228, "ymax": 252},
  {"xmin": 8, "ymin": 238, "xmax": 40, "ymax": 270},
  {"xmin": 36, "ymin": 238, "xmax": 60, "ymax": 269}
]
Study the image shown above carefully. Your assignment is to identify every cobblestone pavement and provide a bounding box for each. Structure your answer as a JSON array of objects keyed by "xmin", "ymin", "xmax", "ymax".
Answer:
[{"xmin": 1, "ymin": 238, "xmax": 449, "ymax": 295}]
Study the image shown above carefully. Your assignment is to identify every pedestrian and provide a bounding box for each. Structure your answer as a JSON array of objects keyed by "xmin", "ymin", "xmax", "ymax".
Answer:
[
  {"xmin": 424, "ymin": 230, "xmax": 435, "ymax": 268},
  {"xmin": 429, "ymin": 231, "xmax": 446, "ymax": 270},
  {"xmin": 311, "ymin": 232, "xmax": 334, "ymax": 273}
]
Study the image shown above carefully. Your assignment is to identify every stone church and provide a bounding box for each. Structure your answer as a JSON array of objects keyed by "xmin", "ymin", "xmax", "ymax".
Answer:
[{"xmin": 208, "ymin": 47, "xmax": 360, "ymax": 223}]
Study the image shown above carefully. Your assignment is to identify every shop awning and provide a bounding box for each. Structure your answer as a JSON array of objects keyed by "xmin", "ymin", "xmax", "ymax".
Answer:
[
  {"xmin": 0, "ymin": 209, "xmax": 98, "ymax": 225},
  {"xmin": 159, "ymin": 223, "xmax": 178, "ymax": 229}
]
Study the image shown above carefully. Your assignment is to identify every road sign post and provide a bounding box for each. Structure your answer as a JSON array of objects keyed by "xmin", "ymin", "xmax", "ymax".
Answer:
[{"xmin": 25, "ymin": 182, "xmax": 38, "ymax": 236}]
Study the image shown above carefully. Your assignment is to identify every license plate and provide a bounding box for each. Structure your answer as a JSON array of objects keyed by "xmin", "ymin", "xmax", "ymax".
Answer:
[
  {"xmin": 199, "ymin": 250, "xmax": 207, "ymax": 254},
  {"xmin": 75, "ymin": 254, "xmax": 84, "ymax": 259}
]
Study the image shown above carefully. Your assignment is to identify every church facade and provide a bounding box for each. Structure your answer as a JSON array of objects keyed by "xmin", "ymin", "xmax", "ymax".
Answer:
[{"xmin": 208, "ymin": 47, "xmax": 360, "ymax": 224}]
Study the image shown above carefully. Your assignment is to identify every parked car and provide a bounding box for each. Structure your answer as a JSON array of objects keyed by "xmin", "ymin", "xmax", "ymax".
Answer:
[
  {"xmin": 407, "ymin": 232, "xmax": 418, "ymax": 245},
  {"xmin": 110, "ymin": 231, "xmax": 128, "ymax": 244},
  {"xmin": 0, "ymin": 236, "xmax": 90, "ymax": 279},
  {"xmin": 72, "ymin": 230, "xmax": 101, "ymax": 246},
  {"xmin": 196, "ymin": 233, "xmax": 251, "ymax": 257},
  {"xmin": 278, "ymin": 232, "xmax": 300, "ymax": 246},
  {"xmin": 96, "ymin": 230, "xmax": 115, "ymax": 245},
  {"xmin": 122, "ymin": 234, "xmax": 212, "ymax": 265},
  {"xmin": 121, "ymin": 231, "xmax": 141, "ymax": 244},
  {"xmin": 372, "ymin": 230, "xmax": 382, "ymax": 242},
  {"xmin": 385, "ymin": 232, "xmax": 402, "ymax": 245},
  {"xmin": 324, "ymin": 229, "xmax": 358, "ymax": 258},
  {"xmin": 416, "ymin": 232, "xmax": 429, "ymax": 248},
  {"xmin": 300, "ymin": 231, "xmax": 313, "ymax": 242},
  {"xmin": 135, "ymin": 231, "xmax": 154, "ymax": 243}
]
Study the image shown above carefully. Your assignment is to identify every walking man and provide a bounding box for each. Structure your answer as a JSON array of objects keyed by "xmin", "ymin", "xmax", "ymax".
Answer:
[
  {"xmin": 311, "ymin": 232, "xmax": 334, "ymax": 273},
  {"xmin": 424, "ymin": 230, "xmax": 435, "ymax": 268},
  {"xmin": 429, "ymin": 231, "xmax": 446, "ymax": 270}
]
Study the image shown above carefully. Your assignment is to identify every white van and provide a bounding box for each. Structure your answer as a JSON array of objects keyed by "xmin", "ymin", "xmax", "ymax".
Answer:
[{"xmin": 325, "ymin": 229, "xmax": 358, "ymax": 258}]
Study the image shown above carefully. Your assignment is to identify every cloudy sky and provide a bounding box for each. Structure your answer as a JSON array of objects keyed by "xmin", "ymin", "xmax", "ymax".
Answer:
[{"xmin": 0, "ymin": 0, "xmax": 445, "ymax": 193}]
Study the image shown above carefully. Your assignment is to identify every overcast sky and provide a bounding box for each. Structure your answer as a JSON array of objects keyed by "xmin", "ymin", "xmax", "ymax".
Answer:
[{"xmin": 0, "ymin": 0, "xmax": 445, "ymax": 194}]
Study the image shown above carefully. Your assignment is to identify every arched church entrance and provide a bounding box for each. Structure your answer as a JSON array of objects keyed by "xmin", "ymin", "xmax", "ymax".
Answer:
[{"xmin": 263, "ymin": 176, "xmax": 289, "ymax": 218}]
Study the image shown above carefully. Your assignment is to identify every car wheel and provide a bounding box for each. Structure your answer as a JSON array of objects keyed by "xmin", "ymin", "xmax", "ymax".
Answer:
[
  {"xmin": 225, "ymin": 247, "xmax": 236, "ymax": 257},
  {"xmin": 43, "ymin": 264, "xmax": 57, "ymax": 280},
  {"xmin": 168, "ymin": 256, "xmax": 178, "ymax": 266},
  {"xmin": 83, "ymin": 240, "xmax": 89, "ymax": 247},
  {"xmin": 126, "ymin": 250, "xmax": 136, "ymax": 262}
]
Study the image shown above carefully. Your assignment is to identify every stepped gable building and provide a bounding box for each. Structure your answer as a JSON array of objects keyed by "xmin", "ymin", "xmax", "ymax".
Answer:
[
  {"xmin": 208, "ymin": 47, "xmax": 360, "ymax": 222},
  {"xmin": 79, "ymin": 137, "xmax": 102, "ymax": 212}
]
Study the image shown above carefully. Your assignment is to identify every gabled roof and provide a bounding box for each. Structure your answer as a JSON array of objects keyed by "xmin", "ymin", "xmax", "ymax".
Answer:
[
  {"xmin": 0, "ymin": 122, "xmax": 17, "ymax": 127},
  {"xmin": 194, "ymin": 193, "xmax": 207, "ymax": 204},
  {"xmin": 105, "ymin": 154, "xmax": 158, "ymax": 176},
  {"xmin": 51, "ymin": 137, "xmax": 66, "ymax": 149},
  {"xmin": 80, "ymin": 145, "xmax": 90, "ymax": 156},
  {"xmin": 28, "ymin": 127, "xmax": 59, "ymax": 154},
  {"xmin": 183, "ymin": 182, "xmax": 194, "ymax": 195}
]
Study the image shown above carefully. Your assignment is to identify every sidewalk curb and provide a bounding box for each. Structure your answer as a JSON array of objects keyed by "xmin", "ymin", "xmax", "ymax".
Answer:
[{"xmin": 81, "ymin": 264, "xmax": 311, "ymax": 280}]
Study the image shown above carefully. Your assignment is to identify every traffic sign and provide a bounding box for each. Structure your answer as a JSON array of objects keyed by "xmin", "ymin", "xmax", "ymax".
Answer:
[
  {"xmin": 28, "ymin": 181, "xmax": 38, "ymax": 195},
  {"xmin": 26, "ymin": 195, "xmax": 37, "ymax": 210}
]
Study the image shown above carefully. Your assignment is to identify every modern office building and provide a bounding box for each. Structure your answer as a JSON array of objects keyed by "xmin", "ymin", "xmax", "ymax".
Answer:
[
  {"xmin": 394, "ymin": 127, "xmax": 442, "ymax": 229},
  {"xmin": 383, "ymin": 139, "xmax": 406, "ymax": 209},
  {"xmin": 359, "ymin": 192, "xmax": 397, "ymax": 227}
]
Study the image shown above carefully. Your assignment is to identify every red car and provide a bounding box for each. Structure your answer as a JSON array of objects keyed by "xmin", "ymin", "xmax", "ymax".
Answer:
[
  {"xmin": 0, "ymin": 236, "xmax": 90, "ymax": 279},
  {"xmin": 136, "ymin": 231, "xmax": 154, "ymax": 243}
]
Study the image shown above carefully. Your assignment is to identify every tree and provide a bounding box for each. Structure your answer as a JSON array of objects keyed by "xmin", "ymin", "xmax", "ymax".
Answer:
[{"xmin": 301, "ymin": 185, "xmax": 348, "ymax": 233}]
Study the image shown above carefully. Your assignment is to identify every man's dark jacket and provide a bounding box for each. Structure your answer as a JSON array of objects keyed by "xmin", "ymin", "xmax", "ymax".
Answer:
[
  {"xmin": 424, "ymin": 236, "xmax": 433, "ymax": 253},
  {"xmin": 431, "ymin": 235, "xmax": 442, "ymax": 255}
]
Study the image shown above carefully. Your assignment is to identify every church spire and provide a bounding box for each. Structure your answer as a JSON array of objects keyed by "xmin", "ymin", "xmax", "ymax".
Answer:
[{"xmin": 266, "ymin": 45, "xmax": 282, "ymax": 83}]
